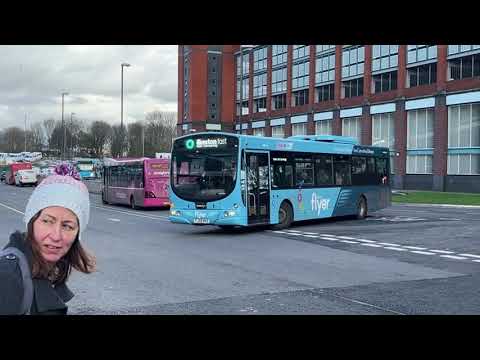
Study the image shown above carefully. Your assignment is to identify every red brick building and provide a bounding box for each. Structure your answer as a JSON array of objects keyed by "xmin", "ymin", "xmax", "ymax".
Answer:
[{"xmin": 178, "ymin": 45, "xmax": 480, "ymax": 192}]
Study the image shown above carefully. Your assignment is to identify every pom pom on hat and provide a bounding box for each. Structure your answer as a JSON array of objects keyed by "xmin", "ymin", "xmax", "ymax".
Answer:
[{"xmin": 24, "ymin": 162, "xmax": 90, "ymax": 240}]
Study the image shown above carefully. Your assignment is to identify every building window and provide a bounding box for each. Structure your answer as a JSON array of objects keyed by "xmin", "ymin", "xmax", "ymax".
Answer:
[
  {"xmin": 448, "ymin": 45, "xmax": 480, "ymax": 56},
  {"xmin": 292, "ymin": 61, "xmax": 309, "ymax": 90},
  {"xmin": 406, "ymin": 108, "xmax": 434, "ymax": 174},
  {"xmin": 407, "ymin": 63, "xmax": 437, "ymax": 87},
  {"xmin": 407, "ymin": 45, "xmax": 437, "ymax": 64},
  {"xmin": 316, "ymin": 83, "xmax": 335, "ymax": 102},
  {"xmin": 448, "ymin": 54, "xmax": 480, "ymax": 80},
  {"xmin": 407, "ymin": 155, "xmax": 433, "ymax": 174},
  {"xmin": 271, "ymin": 125, "xmax": 285, "ymax": 138},
  {"xmin": 315, "ymin": 120, "xmax": 332, "ymax": 135},
  {"xmin": 236, "ymin": 53, "xmax": 250, "ymax": 77},
  {"xmin": 292, "ymin": 45, "xmax": 310, "ymax": 60},
  {"xmin": 272, "ymin": 93, "xmax": 286, "ymax": 110},
  {"xmin": 254, "ymin": 97, "xmax": 267, "ymax": 113},
  {"xmin": 448, "ymin": 103, "xmax": 480, "ymax": 175},
  {"xmin": 253, "ymin": 47, "xmax": 267, "ymax": 72},
  {"xmin": 291, "ymin": 122, "xmax": 307, "ymax": 136},
  {"xmin": 292, "ymin": 89, "xmax": 309, "ymax": 107},
  {"xmin": 316, "ymin": 45, "xmax": 335, "ymax": 55},
  {"xmin": 342, "ymin": 78, "xmax": 363, "ymax": 98},
  {"xmin": 253, "ymin": 73, "xmax": 267, "ymax": 97},
  {"xmin": 372, "ymin": 112, "xmax": 396, "ymax": 173},
  {"xmin": 342, "ymin": 46, "xmax": 365, "ymax": 79},
  {"xmin": 315, "ymin": 53, "xmax": 335, "ymax": 85},
  {"xmin": 253, "ymin": 127, "xmax": 265, "ymax": 137},
  {"xmin": 342, "ymin": 116, "xmax": 362, "ymax": 142},
  {"xmin": 236, "ymin": 77, "xmax": 249, "ymax": 115},
  {"xmin": 272, "ymin": 45, "xmax": 288, "ymax": 67},
  {"xmin": 372, "ymin": 70, "xmax": 397, "ymax": 93},
  {"xmin": 272, "ymin": 67, "xmax": 287, "ymax": 94},
  {"xmin": 372, "ymin": 45, "xmax": 399, "ymax": 72}
]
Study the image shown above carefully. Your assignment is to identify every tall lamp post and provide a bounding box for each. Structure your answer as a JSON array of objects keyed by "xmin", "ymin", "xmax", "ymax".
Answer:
[
  {"xmin": 61, "ymin": 91, "xmax": 69, "ymax": 160},
  {"xmin": 238, "ymin": 45, "xmax": 254, "ymax": 135},
  {"xmin": 24, "ymin": 113, "xmax": 27, "ymax": 152},
  {"xmin": 70, "ymin": 112, "xmax": 75, "ymax": 159},
  {"xmin": 121, "ymin": 62, "xmax": 131, "ymax": 156}
]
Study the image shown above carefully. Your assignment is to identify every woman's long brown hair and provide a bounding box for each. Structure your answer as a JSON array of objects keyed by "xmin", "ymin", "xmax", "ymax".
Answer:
[{"xmin": 27, "ymin": 211, "xmax": 96, "ymax": 284}]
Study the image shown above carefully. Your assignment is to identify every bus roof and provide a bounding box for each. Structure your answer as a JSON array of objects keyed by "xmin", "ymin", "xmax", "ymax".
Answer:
[{"xmin": 174, "ymin": 132, "xmax": 390, "ymax": 156}]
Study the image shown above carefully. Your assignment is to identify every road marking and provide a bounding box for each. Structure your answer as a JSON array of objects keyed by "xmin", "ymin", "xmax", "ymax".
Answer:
[
  {"xmin": 302, "ymin": 232, "xmax": 318, "ymax": 235},
  {"xmin": 339, "ymin": 240, "xmax": 359, "ymax": 244},
  {"xmin": 361, "ymin": 243, "xmax": 383, "ymax": 248},
  {"xmin": 286, "ymin": 230, "xmax": 302, "ymax": 233},
  {"xmin": 403, "ymin": 246, "xmax": 427, "ymax": 250},
  {"xmin": 458, "ymin": 253, "xmax": 480, "ymax": 259},
  {"xmin": 439, "ymin": 255, "xmax": 468, "ymax": 260},
  {"xmin": 108, "ymin": 218, "xmax": 120, "ymax": 222},
  {"xmin": 320, "ymin": 234, "xmax": 336, "ymax": 237},
  {"xmin": 384, "ymin": 246, "xmax": 408, "ymax": 252},
  {"xmin": 430, "ymin": 250, "xmax": 455, "ymax": 254},
  {"xmin": 354, "ymin": 239, "xmax": 377, "ymax": 243},
  {"xmin": 439, "ymin": 218, "xmax": 461, "ymax": 221},
  {"xmin": 472, "ymin": 260, "xmax": 480, "ymax": 263},
  {"xmin": 0, "ymin": 202, "xmax": 24, "ymax": 215},
  {"xmin": 322, "ymin": 292, "xmax": 405, "ymax": 315},
  {"xmin": 410, "ymin": 251, "xmax": 436, "ymax": 255},
  {"xmin": 92, "ymin": 205, "xmax": 169, "ymax": 221},
  {"xmin": 319, "ymin": 237, "xmax": 339, "ymax": 241},
  {"xmin": 288, "ymin": 232, "xmax": 306, "ymax": 236},
  {"xmin": 378, "ymin": 242, "xmax": 401, "ymax": 247},
  {"xmin": 337, "ymin": 236, "xmax": 357, "ymax": 240},
  {"xmin": 303, "ymin": 235, "xmax": 320, "ymax": 238},
  {"xmin": 272, "ymin": 231, "xmax": 289, "ymax": 234}
]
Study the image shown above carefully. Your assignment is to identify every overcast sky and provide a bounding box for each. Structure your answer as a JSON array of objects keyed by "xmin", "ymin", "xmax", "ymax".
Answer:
[{"xmin": 0, "ymin": 45, "xmax": 178, "ymax": 131}]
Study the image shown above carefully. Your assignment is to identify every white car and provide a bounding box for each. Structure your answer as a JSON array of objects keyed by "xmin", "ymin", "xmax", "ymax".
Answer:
[{"xmin": 15, "ymin": 169, "xmax": 37, "ymax": 186}]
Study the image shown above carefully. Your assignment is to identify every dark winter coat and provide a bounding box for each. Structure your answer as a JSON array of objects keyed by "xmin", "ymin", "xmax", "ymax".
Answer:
[{"xmin": 0, "ymin": 231, "xmax": 74, "ymax": 315}]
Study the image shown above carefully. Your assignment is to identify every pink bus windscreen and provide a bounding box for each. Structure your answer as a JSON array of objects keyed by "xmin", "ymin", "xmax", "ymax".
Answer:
[{"xmin": 144, "ymin": 158, "xmax": 170, "ymax": 207}]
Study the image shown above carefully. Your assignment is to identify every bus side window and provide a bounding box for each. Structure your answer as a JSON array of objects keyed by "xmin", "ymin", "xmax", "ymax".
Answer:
[
  {"xmin": 315, "ymin": 155, "xmax": 333, "ymax": 186},
  {"xmin": 333, "ymin": 155, "xmax": 351, "ymax": 186},
  {"xmin": 376, "ymin": 158, "xmax": 388, "ymax": 185}
]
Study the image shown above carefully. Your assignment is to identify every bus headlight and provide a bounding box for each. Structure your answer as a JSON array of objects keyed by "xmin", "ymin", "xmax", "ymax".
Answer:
[
  {"xmin": 224, "ymin": 210, "xmax": 236, "ymax": 217},
  {"xmin": 171, "ymin": 210, "xmax": 181, "ymax": 216}
]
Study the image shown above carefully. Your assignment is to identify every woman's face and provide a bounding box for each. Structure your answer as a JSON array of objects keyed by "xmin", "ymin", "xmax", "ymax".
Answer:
[{"xmin": 33, "ymin": 206, "xmax": 79, "ymax": 264}]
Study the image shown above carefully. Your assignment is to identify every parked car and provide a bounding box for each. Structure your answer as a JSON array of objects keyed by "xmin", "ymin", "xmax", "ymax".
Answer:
[{"xmin": 15, "ymin": 169, "xmax": 37, "ymax": 186}]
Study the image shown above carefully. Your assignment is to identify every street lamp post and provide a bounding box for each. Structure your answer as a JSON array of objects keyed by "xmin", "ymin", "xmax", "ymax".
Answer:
[
  {"xmin": 24, "ymin": 113, "xmax": 27, "ymax": 152},
  {"xmin": 121, "ymin": 63, "xmax": 131, "ymax": 156},
  {"xmin": 61, "ymin": 91, "xmax": 69, "ymax": 160},
  {"xmin": 70, "ymin": 112, "xmax": 75, "ymax": 159}
]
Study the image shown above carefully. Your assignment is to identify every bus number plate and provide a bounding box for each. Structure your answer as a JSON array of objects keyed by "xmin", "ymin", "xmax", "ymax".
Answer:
[{"xmin": 193, "ymin": 218, "xmax": 210, "ymax": 224}]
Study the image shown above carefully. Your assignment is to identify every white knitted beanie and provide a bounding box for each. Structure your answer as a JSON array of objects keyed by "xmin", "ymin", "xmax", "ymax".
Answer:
[{"xmin": 24, "ymin": 163, "xmax": 90, "ymax": 240}]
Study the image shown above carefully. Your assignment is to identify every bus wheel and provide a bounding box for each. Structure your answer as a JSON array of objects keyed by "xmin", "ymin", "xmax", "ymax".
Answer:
[
  {"xmin": 272, "ymin": 202, "xmax": 293, "ymax": 230},
  {"xmin": 130, "ymin": 196, "xmax": 137, "ymax": 210},
  {"xmin": 356, "ymin": 196, "xmax": 367, "ymax": 219}
]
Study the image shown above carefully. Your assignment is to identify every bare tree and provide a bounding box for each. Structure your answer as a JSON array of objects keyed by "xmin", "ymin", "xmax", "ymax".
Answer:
[
  {"xmin": 90, "ymin": 121, "xmax": 112, "ymax": 158},
  {"xmin": 110, "ymin": 125, "xmax": 124, "ymax": 158},
  {"xmin": 144, "ymin": 110, "xmax": 177, "ymax": 156},
  {"xmin": 29, "ymin": 122, "xmax": 45, "ymax": 152},
  {"xmin": 42, "ymin": 118, "xmax": 57, "ymax": 149},
  {"xmin": 2, "ymin": 127, "xmax": 25, "ymax": 152},
  {"xmin": 127, "ymin": 122, "xmax": 144, "ymax": 157}
]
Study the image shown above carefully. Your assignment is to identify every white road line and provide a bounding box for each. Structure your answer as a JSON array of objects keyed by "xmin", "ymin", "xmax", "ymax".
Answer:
[
  {"xmin": 472, "ymin": 260, "xmax": 480, "ymax": 263},
  {"xmin": 361, "ymin": 243, "xmax": 383, "ymax": 248},
  {"xmin": 286, "ymin": 230, "xmax": 302, "ymax": 233},
  {"xmin": 354, "ymin": 239, "xmax": 377, "ymax": 243},
  {"xmin": 439, "ymin": 218, "xmax": 461, "ymax": 221},
  {"xmin": 320, "ymin": 234, "xmax": 337, "ymax": 237},
  {"xmin": 0, "ymin": 202, "xmax": 24, "ymax": 215},
  {"xmin": 410, "ymin": 251, "xmax": 436, "ymax": 255},
  {"xmin": 458, "ymin": 253, "xmax": 480, "ymax": 259},
  {"xmin": 319, "ymin": 237, "xmax": 339, "ymax": 241},
  {"xmin": 430, "ymin": 250, "xmax": 455, "ymax": 254},
  {"xmin": 272, "ymin": 231, "xmax": 289, "ymax": 234},
  {"xmin": 92, "ymin": 205, "xmax": 169, "ymax": 221},
  {"xmin": 108, "ymin": 218, "xmax": 121, "ymax": 222},
  {"xmin": 339, "ymin": 240, "xmax": 359, "ymax": 244},
  {"xmin": 378, "ymin": 242, "xmax": 401, "ymax": 247},
  {"xmin": 323, "ymin": 292, "xmax": 405, "ymax": 315},
  {"xmin": 302, "ymin": 232, "xmax": 318, "ymax": 235},
  {"xmin": 337, "ymin": 236, "xmax": 357, "ymax": 240},
  {"xmin": 384, "ymin": 246, "xmax": 408, "ymax": 252},
  {"xmin": 439, "ymin": 255, "xmax": 468, "ymax": 260},
  {"xmin": 403, "ymin": 246, "xmax": 427, "ymax": 250},
  {"xmin": 303, "ymin": 235, "xmax": 320, "ymax": 238}
]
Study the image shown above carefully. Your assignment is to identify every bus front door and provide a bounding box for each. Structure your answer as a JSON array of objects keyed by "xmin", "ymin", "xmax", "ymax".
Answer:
[{"xmin": 246, "ymin": 152, "xmax": 270, "ymax": 225}]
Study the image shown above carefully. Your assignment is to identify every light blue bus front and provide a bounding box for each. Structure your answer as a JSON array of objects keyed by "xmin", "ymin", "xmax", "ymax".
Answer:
[{"xmin": 168, "ymin": 133, "xmax": 247, "ymax": 226}]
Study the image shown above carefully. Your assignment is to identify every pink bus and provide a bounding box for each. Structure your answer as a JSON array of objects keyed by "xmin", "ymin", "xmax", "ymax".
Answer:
[{"xmin": 102, "ymin": 157, "xmax": 170, "ymax": 209}]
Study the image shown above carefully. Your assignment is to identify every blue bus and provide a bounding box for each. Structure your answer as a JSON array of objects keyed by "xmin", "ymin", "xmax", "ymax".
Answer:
[
  {"xmin": 169, "ymin": 132, "xmax": 391, "ymax": 229},
  {"xmin": 76, "ymin": 159, "xmax": 96, "ymax": 180}
]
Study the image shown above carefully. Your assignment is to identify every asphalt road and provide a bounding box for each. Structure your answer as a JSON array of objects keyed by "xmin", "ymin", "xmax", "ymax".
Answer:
[{"xmin": 2, "ymin": 181, "xmax": 480, "ymax": 314}]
